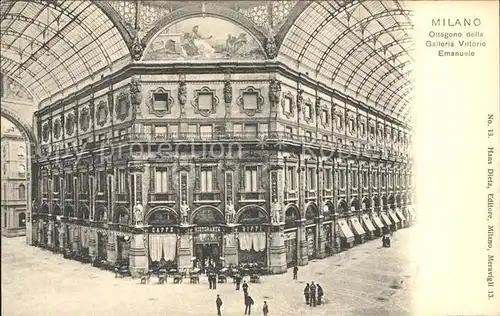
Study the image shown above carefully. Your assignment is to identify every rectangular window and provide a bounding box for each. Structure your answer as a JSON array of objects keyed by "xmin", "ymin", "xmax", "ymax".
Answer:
[
  {"xmin": 286, "ymin": 166, "xmax": 296, "ymax": 191},
  {"xmin": 324, "ymin": 169, "xmax": 332, "ymax": 190},
  {"xmin": 153, "ymin": 92, "xmax": 170, "ymax": 110},
  {"xmin": 98, "ymin": 170, "xmax": 106, "ymax": 193},
  {"xmin": 98, "ymin": 133, "xmax": 106, "ymax": 141},
  {"xmin": 244, "ymin": 124, "xmax": 258, "ymax": 137},
  {"xmin": 352, "ymin": 170, "xmax": 358, "ymax": 187},
  {"xmin": 80, "ymin": 172, "xmax": 88, "ymax": 193},
  {"xmin": 340, "ymin": 170, "xmax": 346, "ymax": 188},
  {"xmin": 154, "ymin": 126, "xmax": 167, "ymax": 136},
  {"xmin": 66, "ymin": 173, "xmax": 73, "ymax": 193},
  {"xmin": 322, "ymin": 110, "xmax": 329, "ymax": 125},
  {"xmin": 336, "ymin": 115, "xmax": 343, "ymax": 128},
  {"xmin": 53, "ymin": 175, "xmax": 60, "ymax": 193},
  {"xmin": 350, "ymin": 119, "xmax": 355, "ymax": 133},
  {"xmin": 322, "ymin": 135, "xmax": 329, "ymax": 142},
  {"xmin": 285, "ymin": 126, "xmax": 293, "ymax": 137},
  {"xmin": 381, "ymin": 173, "xmax": 386, "ymax": 188},
  {"xmin": 198, "ymin": 93, "xmax": 213, "ymax": 110},
  {"xmin": 117, "ymin": 169, "xmax": 126, "ymax": 193},
  {"xmin": 200, "ymin": 168, "xmax": 213, "ymax": 192},
  {"xmin": 245, "ymin": 166, "xmax": 258, "ymax": 192},
  {"xmin": 169, "ymin": 125, "xmax": 179, "ymax": 137},
  {"xmin": 155, "ymin": 168, "xmax": 169, "ymax": 192},
  {"xmin": 305, "ymin": 131, "xmax": 312, "ymax": 141},
  {"xmin": 42, "ymin": 175, "xmax": 48, "ymax": 193},
  {"xmin": 284, "ymin": 97, "xmax": 292, "ymax": 113},
  {"xmin": 305, "ymin": 103, "xmax": 312, "ymax": 118},
  {"xmin": 307, "ymin": 167, "xmax": 316, "ymax": 190},
  {"xmin": 243, "ymin": 92, "xmax": 258, "ymax": 110},
  {"xmin": 363, "ymin": 171, "xmax": 368, "ymax": 188},
  {"xmin": 370, "ymin": 125, "xmax": 375, "ymax": 137},
  {"xmin": 200, "ymin": 125, "xmax": 213, "ymax": 138}
]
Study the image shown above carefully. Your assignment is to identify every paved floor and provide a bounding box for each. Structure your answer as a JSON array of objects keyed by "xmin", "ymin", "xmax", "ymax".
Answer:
[{"xmin": 2, "ymin": 227, "xmax": 416, "ymax": 316}]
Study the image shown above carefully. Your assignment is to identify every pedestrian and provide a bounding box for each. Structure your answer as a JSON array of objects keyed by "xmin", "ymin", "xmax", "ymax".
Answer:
[
  {"xmin": 244, "ymin": 294, "xmax": 254, "ymax": 315},
  {"xmin": 293, "ymin": 265, "xmax": 298, "ymax": 280},
  {"xmin": 316, "ymin": 284, "xmax": 324, "ymax": 305},
  {"xmin": 262, "ymin": 301, "xmax": 269, "ymax": 316},
  {"xmin": 242, "ymin": 280, "xmax": 249, "ymax": 295},
  {"xmin": 209, "ymin": 273, "xmax": 213, "ymax": 289},
  {"xmin": 216, "ymin": 294, "xmax": 223, "ymax": 316},
  {"xmin": 382, "ymin": 235, "xmax": 386, "ymax": 247},
  {"xmin": 236, "ymin": 275, "xmax": 241, "ymax": 290},
  {"xmin": 304, "ymin": 283, "xmax": 310, "ymax": 305},
  {"xmin": 213, "ymin": 273, "xmax": 217, "ymax": 290},
  {"xmin": 309, "ymin": 282, "xmax": 316, "ymax": 307}
]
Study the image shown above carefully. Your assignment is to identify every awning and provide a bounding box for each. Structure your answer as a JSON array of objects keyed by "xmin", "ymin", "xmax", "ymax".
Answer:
[
  {"xmin": 410, "ymin": 207, "xmax": 418, "ymax": 218},
  {"xmin": 388, "ymin": 211, "xmax": 400, "ymax": 223},
  {"xmin": 372, "ymin": 214, "xmax": 384, "ymax": 229},
  {"xmin": 380, "ymin": 213, "xmax": 392, "ymax": 226},
  {"xmin": 362, "ymin": 214, "xmax": 376, "ymax": 231},
  {"xmin": 396, "ymin": 209, "xmax": 406, "ymax": 221},
  {"xmin": 350, "ymin": 218, "xmax": 366, "ymax": 235},
  {"xmin": 337, "ymin": 219, "xmax": 354, "ymax": 242}
]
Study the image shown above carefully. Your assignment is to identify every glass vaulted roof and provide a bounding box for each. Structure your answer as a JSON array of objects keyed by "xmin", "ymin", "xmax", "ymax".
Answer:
[
  {"xmin": 0, "ymin": 0, "xmax": 129, "ymax": 102},
  {"xmin": 279, "ymin": 0, "xmax": 414, "ymax": 121}
]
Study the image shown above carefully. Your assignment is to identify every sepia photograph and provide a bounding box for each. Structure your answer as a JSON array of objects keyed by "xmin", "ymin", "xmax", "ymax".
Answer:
[{"xmin": 0, "ymin": 1, "xmax": 498, "ymax": 316}]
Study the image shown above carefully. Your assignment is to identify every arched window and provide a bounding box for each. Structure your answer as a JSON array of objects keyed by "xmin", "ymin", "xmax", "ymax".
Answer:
[
  {"xmin": 18, "ymin": 213, "xmax": 26, "ymax": 227},
  {"xmin": 18, "ymin": 184, "xmax": 26, "ymax": 200}
]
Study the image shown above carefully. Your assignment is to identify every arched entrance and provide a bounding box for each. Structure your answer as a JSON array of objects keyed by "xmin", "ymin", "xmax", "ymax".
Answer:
[
  {"xmin": 191, "ymin": 206, "xmax": 225, "ymax": 269},
  {"xmin": 322, "ymin": 200, "xmax": 335, "ymax": 255},
  {"xmin": 361, "ymin": 196, "xmax": 371, "ymax": 210},
  {"xmin": 146, "ymin": 207, "xmax": 178, "ymax": 269},
  {"xmin": 284, "ymin": 204, "xmax": 300, "ymax": 268},
  {"xmin": 236, "ymin": 205, "xmax": 269, "ymax": 266},
  {"xmin": 350, "ymin": 197, "xmax": 360, "ymax": 212},
  {"xmin": 304, "ymin": 202, "xmax": 318, "ymax": 259},
  {"xmin": 1, "ymin": 102, "xmax": 37, "ymax": 243}
]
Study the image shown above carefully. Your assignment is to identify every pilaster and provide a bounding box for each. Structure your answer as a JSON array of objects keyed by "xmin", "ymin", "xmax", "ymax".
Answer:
[
  {"xmin": 268, "ymin": 223, "xmax": 286, "ymax": 274},
  {"xmin": 129, "ymin": 233, "xmax": 148, "ymax": 277},
  {"xmin": 177, "ymin": 225, "xmax": 193, "ymax": 270},
  {"xmin": 296, "ymin": 219, "xmax": 308, "ymax": 266},
  {"xmin": 316, "ymin": 216, "xmax": 326, "ymax": 259},
  {"xmin": 223, "ymin": 225, "xmax": 238, "ymax": 266}
]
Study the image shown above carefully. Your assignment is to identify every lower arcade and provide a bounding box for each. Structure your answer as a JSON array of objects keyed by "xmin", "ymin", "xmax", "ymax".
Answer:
[{"xmin": 30, "ymin": 202, "xmax": 417, "ymax": 277}]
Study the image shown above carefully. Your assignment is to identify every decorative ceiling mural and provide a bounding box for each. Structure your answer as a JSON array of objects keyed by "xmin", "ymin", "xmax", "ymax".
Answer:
[{"xmin": 143, "ymin": 17, "xmax": 266, "ymax": 60}]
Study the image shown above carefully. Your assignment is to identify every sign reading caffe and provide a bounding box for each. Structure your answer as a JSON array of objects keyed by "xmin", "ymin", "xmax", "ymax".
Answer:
[{"xmin": 149, "ymin": 226, "xmax": 176, "ymax": 234}]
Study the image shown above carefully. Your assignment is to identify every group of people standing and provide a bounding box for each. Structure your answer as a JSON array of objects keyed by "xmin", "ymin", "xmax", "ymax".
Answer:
[
  {"xmin": 303, "ymin": 282, "xmax": 324, "ymax": 307},
  {"xmin": 215, "ymin": 279, "xmax": 269, "ymax": 316}
]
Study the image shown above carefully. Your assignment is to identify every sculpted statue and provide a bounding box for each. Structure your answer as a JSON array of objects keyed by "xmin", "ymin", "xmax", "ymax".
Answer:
[
  {"xmin": 180, "ymin": 200, "xmax": 190, "ymax": 224},
  {"xmin": 178, "ymin": 80, "xmax": 187, "ymax": 107},
  {"xmin": 225, "ymin": 199, "xmax": 236, "ymax": 224},
  {"xmin": 271, "ymin": 198, "xmax": 281, "ymax": 223},
  {"xmin": 265, "ymin": 36, "xmax": 278, "ymax": 59},
  {"xmin": 296, "ymin": 89, "xmax": 304, "ymax": 112},
  {"xmin": 223, "ymin": 80, "xmax": 232, "ymax": 104},
  {"xmin": 32, "ymin": 198, "xmax": 39, "ymax": 213},
  {"xmin": 129, "ymin": 79, "xmax": 142, "ymax": 108},
  {"xmin": 268, "ymin": 80, "xmax": 281, "ymax": 108},
  {"xmin": 134, "ymin": 200, "xmax": 144, "ymax": 225}
]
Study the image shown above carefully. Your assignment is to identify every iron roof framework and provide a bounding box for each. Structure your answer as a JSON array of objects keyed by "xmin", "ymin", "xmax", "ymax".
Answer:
[
  {"xmin": 0, "ymin": 0, "xmax": 130, "ymax": 103},
  {"xmin": 279, "ymin": 0, "xmax": 414, "ymax": 121}
]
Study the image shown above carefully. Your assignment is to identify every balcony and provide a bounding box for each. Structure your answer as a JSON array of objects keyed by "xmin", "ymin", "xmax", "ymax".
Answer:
[
  {"xmin": 149, "ymin": 192, "xmax": 176, "ymax": 203},
  {"xmin": 78, "ymin": 193, "xmax": 89, "ymax": 201},
  {"xmin": 96, "ymin": 193, "xmax": 108, "ymax": 202},
  {"xmin": 193, "ymin": 191, "xmax": 221, "ymax": 203},
  {"xmin": 284, "ymin": 190, "xmax": 297, "ymax": 200},
  {"xmin": 238, "ymin": 191, "xmax": 266, "ymax": 203},
  {"xmin": 305, "ymin": 190, "xmax": 317, "ymax": 199}
]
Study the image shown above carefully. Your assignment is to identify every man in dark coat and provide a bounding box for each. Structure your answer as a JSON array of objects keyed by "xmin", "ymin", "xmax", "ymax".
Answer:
[
  {"xmin": 212, "ymin": 273, "xmax": 217, "ymax": 290},
  {"xmin": 293, "ymin": 266, "xmax": 298, "ymax": 280},
  {"xmin": 216, "ymin": 294, "xmax": 223, "ymax": 316},
  {"xmin": 209, "ymin": 273, "xmax": 213, "ymax": 289},
  {"xmin": 304, "ymin": 283, "xmax": 310, "ymax": 305},
  {"xmin": 262, "ymin": 301, "xmax": 269, "ymax": 316},
  {"xmin": 244, "ymin": 294, "xmax": 254, "ymax": 315},
  {"xmin": 316, "ymin": 284, "xmax": 324, "ymax": 305},
  {"xmin": 309, "ymin": 282, "xmax": 317, "ymax": 307},
  {"xmin": 242, "ymin": 280, "xmax": 249, "ymax": 295}
]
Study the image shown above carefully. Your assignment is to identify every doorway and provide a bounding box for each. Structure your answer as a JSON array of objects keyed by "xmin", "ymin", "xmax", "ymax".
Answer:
[{"xmin": 194, "ymin": 243, "xmax": 220, "ymax": 269}]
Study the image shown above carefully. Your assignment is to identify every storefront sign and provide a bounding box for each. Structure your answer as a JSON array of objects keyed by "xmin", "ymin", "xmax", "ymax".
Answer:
[
  {"xmin": 149, "ymin": 226, "xmax": 176, "ymax": 234},
  {"xmin": 225, "ymin": 172, "xmax": 233, "ymax": 202},
  {"xmin": 239, "ymin": 225, "xmax": 265, "ymax": 232},
  {"xmin": 195, "ymin": 233, "xmax": 219, "ymax": 244},
  {"xmin": 271, "ymin": 171, "xmax": 278, "ymax": 202},
  {"xmin": 180, "ymin": 173, "xmax": 188, "ymax": 203},
  {"xmin": 195, "ymin": 226, "xmax": 220, "ymax": 233}
]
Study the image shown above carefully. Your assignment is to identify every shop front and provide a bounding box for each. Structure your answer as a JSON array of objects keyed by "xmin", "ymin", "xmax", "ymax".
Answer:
[
  {"xmin": 361, "ymin": 214, "xmax": 376, "ymax": 239},
  {"xmin": 236, "ymin": 205, "xmax": 269, "ymax": 268},
  {"xmin": 350, "ymin": 217, "xmax": 366, "ymax": 244},
  {"xmin": 284, "ymin": 205, "xmax": 300, "ymax": 268},
  {"xmin": 323, "ymin": 222, "xmax": 334, "ymax": 255},
  {"xmin": 191, "ymin": 206, "xmax": 225, "ymax": 269},
  {"xmin": 146, "ymin": 207, "xmax": 179, "ymax": 270},
  {"xmin": 305, "ymin": 204, "xmax": 318, "ymax": 259},
  {"xmin": 388, "ymin": 209, "xmax": 401, "ymax": 230},
  {"xmin": 395, "ymin": 208, "xmax": 407, "ymax": 228},
  {"xmin": 337, "ymin": 219, "xmax": 355, "ymax": 249},
  {"xmin": 380, "ymin": 212, "xmax": 393, "ymax": 233}
]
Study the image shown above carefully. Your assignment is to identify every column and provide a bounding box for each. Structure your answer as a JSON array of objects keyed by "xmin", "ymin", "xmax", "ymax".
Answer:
[
  {"xmin": 224, "ymin": 226, "xmax": 238, "ymax": 266},
  {"xmin": 72, "ymin": 226, "xmax": 81, "ymax": 251},
  {"xmin": 316, "ymin": 216, "xmax": 326, "ymax": 259},
  {"xmin": 88, "ymin": 229, "xmax": 97, "ymax": 259},
  {"xmin": 47, "ymin": 221, "xmax": 54, "ymax": 246},
  {"xmin": 296, "ymin": 219, "xmax": 308, "ymax": 266},
  {"xmin": 177, "ymin": 226, "xmax": 192, "ymax": 270},
  {"xmin": 268, "ymin": 224, "xmax": 286, "ymax": 274},
  {"xmin": 129, "ymin": 233, "xmax": 148, "ymax": 277}
]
